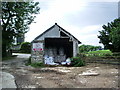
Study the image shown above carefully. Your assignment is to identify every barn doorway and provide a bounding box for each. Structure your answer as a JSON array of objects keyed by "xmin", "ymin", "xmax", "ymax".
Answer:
[{"xmin": 44, "ymin": 38, "xmax": 73, "ymax": 63}]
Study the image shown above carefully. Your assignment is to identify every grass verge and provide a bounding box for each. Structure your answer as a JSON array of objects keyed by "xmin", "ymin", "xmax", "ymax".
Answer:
[{"xmin": 2, "ymin": 55, "xmax": 18, "ymax": 61}]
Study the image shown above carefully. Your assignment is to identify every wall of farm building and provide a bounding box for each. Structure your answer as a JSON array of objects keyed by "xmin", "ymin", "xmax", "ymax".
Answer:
[
  {"xmin": 36, "ymin": 25, "xmax": 60, "ymax": 41},
  {"xmin": 73, "ymin": 40, "xmax": 79, "ymax": 57},
  {"xmin": 31, "ymin": 39, "xmax": 79, "ymax": 62},
  {"xmin": 31, "ymin": 24, "xmax": 80, "ymax": 63}
]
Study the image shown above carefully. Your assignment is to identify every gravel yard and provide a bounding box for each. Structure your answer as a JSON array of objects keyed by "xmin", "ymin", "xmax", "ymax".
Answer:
[{"xmin": 1, "ymin": 53, "xmax": 119, "ymax": 89}]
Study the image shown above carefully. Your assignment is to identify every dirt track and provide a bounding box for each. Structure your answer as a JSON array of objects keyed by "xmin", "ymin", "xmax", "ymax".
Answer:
[{"xmin": 1, "ymin": 53, "xmax": 119, "ymax": 88}]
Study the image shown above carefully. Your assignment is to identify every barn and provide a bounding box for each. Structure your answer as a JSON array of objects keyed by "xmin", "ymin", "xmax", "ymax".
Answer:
[{"xmin": 31, "ymin": 23, "xmax": 81, "ymax": 64}]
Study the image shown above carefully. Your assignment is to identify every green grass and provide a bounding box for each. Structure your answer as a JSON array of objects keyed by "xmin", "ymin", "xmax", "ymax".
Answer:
[
  {"xmin": 88, "ymin": 50, "xmax": 112, "ymax": 54},
  {"xmin": 86, "ymin": 50, "xmax": 113, "ymax": 57},
  {"xmin": 30, "ymin": 62, "xmax": 45, "ymax": 67}
]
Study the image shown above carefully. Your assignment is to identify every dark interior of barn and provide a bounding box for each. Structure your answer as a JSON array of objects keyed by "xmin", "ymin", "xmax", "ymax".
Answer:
[{"xmin": 45, "ymin": 38, "xmax": 73, "ymax": 59}]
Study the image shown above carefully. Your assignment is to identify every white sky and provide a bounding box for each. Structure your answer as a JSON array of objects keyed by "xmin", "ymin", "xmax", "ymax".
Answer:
[{"xmin": 25, "ymin": 0, "xmax": 119, "ymax": 47}]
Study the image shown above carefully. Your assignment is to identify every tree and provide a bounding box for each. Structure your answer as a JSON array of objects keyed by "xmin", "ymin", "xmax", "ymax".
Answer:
[
  {"xmin": 98, "ymin": 18, "xmax": 120, "ymax": 52},
  {"xmin": 2, "ymin": 1, "xmax": 40, "ymax": 57},
  {"xmin": 79, "ymin": 44, "xmax": 102, "ymax": 53}
]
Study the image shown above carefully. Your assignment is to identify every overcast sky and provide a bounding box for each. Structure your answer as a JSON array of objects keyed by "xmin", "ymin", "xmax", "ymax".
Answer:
[{"xmin": 25, "ymin": 0, "xmax": 119, "ymax": 47}]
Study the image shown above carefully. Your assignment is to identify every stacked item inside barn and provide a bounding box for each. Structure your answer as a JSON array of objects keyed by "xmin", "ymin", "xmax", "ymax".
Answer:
[
  {"xmin": 44, "ymin": 47, "xmax": 66, "ymax": 65},
  {"xmin": 55, "ymin": 47, "xmax": 66, "ymax": 63}
]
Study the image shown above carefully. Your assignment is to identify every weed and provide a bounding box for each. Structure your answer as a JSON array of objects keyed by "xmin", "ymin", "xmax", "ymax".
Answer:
[
  {"xmin": 70, "ymin": 57, "xmax": 85, "ymax": 67},
  {"xmin": 25, "ymin": 56, "xmax": 31, "ymax": 66},
  {"xmin": 30, "ymin": 62, "xmax": 45, "ymax": 67}
]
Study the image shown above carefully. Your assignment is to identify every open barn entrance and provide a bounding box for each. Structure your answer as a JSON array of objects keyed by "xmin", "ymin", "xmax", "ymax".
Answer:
[{"xmin": 44, "ymin": 38, "xmax": 73, "ymax": 63}]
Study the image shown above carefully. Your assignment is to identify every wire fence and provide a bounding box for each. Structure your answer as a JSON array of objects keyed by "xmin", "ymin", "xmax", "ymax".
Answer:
[{"xmin": 78, "ymin": 52, "xmax": 120, "ymax": 65}]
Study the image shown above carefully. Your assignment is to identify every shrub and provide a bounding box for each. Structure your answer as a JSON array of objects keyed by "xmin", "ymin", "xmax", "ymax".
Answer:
[
  {"xmin": 20, "ymin": 42, "xmax": 31, "ymax": 53},
  {"xmin": 70, "ymin": 57, "xmax": 85, "ymax": 67}
]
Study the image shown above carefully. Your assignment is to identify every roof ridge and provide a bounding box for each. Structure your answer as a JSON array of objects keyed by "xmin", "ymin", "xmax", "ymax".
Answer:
[
  {"xmin": 32, "ymin": 23, "xmax": 81, "ymax": 44},
  {"xmin": 31, "ymin": 24, "xmax": 55, "ymax": 42},
  {"xmin": 56, "ymin": 24, "xmax": 81, "ymax": 44}
]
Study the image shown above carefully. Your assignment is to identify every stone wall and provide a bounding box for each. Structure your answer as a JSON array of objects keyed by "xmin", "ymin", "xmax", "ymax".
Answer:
[
  {"xmin": 31, "ymin": 50, "xmax": 44, "ymax": 63},
  {"xmin": 31, "ymin": 40, "xmax": 44, "ymax": 63}
]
